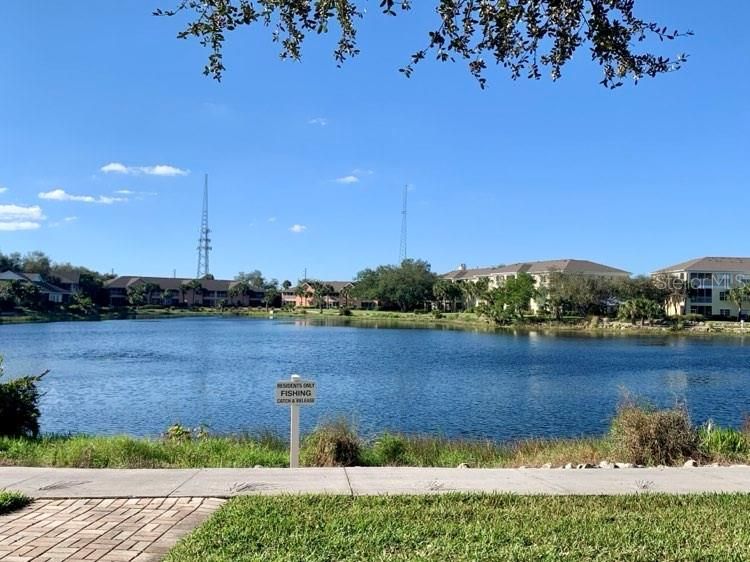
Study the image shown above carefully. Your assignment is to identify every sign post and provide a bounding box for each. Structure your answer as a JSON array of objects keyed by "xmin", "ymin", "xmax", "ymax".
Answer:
[{"xmin": 275, "ymin": 374, "xmax": 316, "ymax": 468}]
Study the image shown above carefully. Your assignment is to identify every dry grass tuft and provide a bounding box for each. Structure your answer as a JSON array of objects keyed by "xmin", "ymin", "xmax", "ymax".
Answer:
[
  {"xmin": 609, "ymin": 402, "xmax": 698, "ymax": 465},
  {"xmin": 300, "ymin": 419, "xmax": 362, "ymax": 467}
]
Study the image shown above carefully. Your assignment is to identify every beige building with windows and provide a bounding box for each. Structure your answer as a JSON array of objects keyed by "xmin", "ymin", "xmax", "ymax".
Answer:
[
  {"xmin": 652, "ymin": 257, "xmax": 750, "ymax": 319},
  {"xmin": 441, "ymin": 259, "xmax": 630, "ymax": 312}
]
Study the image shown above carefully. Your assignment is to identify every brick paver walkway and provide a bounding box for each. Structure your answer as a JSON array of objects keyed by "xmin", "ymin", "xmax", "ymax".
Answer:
[{"xmin": 0, "ymin": 497, "xmax": 225, "ymax": 562}]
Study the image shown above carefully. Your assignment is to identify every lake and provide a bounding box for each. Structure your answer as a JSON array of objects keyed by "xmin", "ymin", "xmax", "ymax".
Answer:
[{"xmin": 1, "ymin": 317, "xmax": 749, "ymax": 441}]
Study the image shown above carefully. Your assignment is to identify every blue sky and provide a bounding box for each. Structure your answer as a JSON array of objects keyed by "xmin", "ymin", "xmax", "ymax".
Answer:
[{"xmin": 0, "ymin": 1, "xmax": 748, "ymax": 281}]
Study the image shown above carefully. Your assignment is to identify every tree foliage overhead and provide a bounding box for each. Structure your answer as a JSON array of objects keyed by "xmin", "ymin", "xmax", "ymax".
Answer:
[{"xmin": 157, "ymin": 0, "xmax": 691, "ymax": 88}]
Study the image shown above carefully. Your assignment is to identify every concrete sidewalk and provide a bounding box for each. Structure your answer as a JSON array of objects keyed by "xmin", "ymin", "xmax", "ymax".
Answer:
[{"xmin": 2, "ymin": 466, "xmax": 750, "ymax": 497}]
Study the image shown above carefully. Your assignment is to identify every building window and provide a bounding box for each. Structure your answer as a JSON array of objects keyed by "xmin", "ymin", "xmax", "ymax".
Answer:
[
  {"xmin": 720, "ymin": 291, "xmax": 728, "ymax": 301},
  {"xmin": 720, "ymin": 309, "xmax": 731, "ymax": 318},
  {"xmin": 690, "ymin": 305, "xmax": 713, "ymax": 317},
  {"xmin": 691, "ymin": 288, "xmax": 712, "ymax": 303}
]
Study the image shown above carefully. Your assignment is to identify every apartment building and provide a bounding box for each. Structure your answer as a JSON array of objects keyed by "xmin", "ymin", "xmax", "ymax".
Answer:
[
  {"xmin": 652, "ymin": 257, "xmax": 750, "ymax": 319},
  {"xmin": 104, "ymin": 276, "xmax": 264, "ymax": 307},
  {"xmin": 441, "ymin": 259, "xmax": 630, "ymax": 312}
]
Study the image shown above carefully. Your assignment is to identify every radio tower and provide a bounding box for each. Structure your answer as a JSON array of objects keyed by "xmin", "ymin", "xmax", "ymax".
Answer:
[
  {"xmin": 399, "ymin": 185, "xmax": 408, "ymax": 263},
  {"xmin": 196, "ymin": 174, "xmax": 211, "ymax": 278}
]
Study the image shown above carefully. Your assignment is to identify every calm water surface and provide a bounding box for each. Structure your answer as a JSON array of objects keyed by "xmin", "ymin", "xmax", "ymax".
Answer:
[{"xmin": 1, "ymin": 317, "xmax": 749, "ymax": 440}]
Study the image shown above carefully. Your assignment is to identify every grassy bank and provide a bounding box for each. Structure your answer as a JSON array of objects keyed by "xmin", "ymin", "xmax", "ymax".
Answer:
[
  {"xmin": 166, "ymin": 494, "xmax": 750, "ymax": 562},
  {"xmin": 3, "ymin": 306, "xmax": 749, "ymax": 337},
  {"xmin": 0, "ymin": 434, "xmax": 289, "ymax": 468},
  {"xmin": 2, "ymin": 414, "xmax": 749, "ymax": 469},
  {"xmin": 0, "ymin": 433, "xmax": 595, "ymax": 469},
  {"xmin": 0, "ymin": 491, "xmax": 30, "ymax": 515}
]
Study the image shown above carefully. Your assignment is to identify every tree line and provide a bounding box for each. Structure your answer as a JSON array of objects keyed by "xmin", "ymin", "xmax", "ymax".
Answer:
[{"xmin": 0, "ymin": 250, "xmax": 112, "ymax": 313}]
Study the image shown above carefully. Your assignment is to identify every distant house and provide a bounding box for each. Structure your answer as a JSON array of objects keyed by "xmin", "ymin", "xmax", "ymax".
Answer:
[
  {"xmin": 0, "ymin": 271, "xmax": 71, "ymax": 304},
  {"xmin": 441, "ymin": 259, "xmax": 630, "ymax": 312},
  {"xmin": 53, "ymin": 272, "xmax": 81, "ymax": 296},
  {"xmin": 280, "ymin": 281, "xmax": 373, "ymax": 309},
  {"xmin": 652, "ymin": 257, "xmax": 750, "ymax": 319},
  {"xmin": 103, "ymin": 276, "xmax": 264, "ymax": 308}
]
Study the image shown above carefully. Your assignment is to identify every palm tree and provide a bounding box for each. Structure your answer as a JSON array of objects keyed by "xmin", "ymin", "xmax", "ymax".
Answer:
[
  {"xmin": 263, "ymin": 286, "xmax": 279, "ymax": 311},
  {"xmin": 162, "ymin": 288, "xmax": 177, "ymax": 306},
  {"xmin": 180, "ymin": 281, "xmax": 191, "ymax": 305},
  {"xmin": 728, "ymin": 285, "xmax": 750, "ymax": 321},
  {"xmin": 308, "ymin": 281, "xmax": 334, "ymax": 311},
  {"xmin": 432, "ymin": 279, "xmax": 450, "ymax": 311},
  {"xmin": 460, "ymin": 278, "xmax": 490, "ymax": 311},
  {"xmin": 618, "ymin": 298, "xmax": 662, "ymax": 327},
  {"xmin": 661, "ymin": 274, "xmax": 689, "ymax": 316},
  {"xmin": 294, "ymin": 283, "xmax": 309, "ymax": 307},
  {"xmin": 187, "ymin": 279, "xmax": 203, "ymax": 306},
  {"xmin": 142, "ymin": 282, "xmax": 161, "ymax": 305},
  {"xmin": 229, "ymin": 281, "xmax": 251, "ymax": 306}
]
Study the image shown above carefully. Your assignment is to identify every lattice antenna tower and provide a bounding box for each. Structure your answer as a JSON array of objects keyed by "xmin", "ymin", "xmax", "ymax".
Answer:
[
  {"xmin": 399, "ymin": 185, "xmax": 408, "ymax": 263},
  {"xmin": 196, "ymin": 174, "xmax": 212, "ymax": 278}
]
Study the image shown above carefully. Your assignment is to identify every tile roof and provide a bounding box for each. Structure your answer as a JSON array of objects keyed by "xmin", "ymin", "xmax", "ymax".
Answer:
[
  {"xmin": 653, "ymin": 257, "xmax": 750, "ymax": 274},
  {"xmin": 55, "ymin": 272, "xmax": 81, "ymax": 284},
  {"xmin": 291, "ymin": 281, "xmax": 354, "ymax": 293},
  {"xmin": 103, "ymin": 276, "xmax": 244, "ymax": 292},
  {"xmin": 0, "ymin": 271, "xmax": 69, "ymax": 294},
  {"xmin": 441, "ymin": 259, "xmax": 629, "ymax": 279}
]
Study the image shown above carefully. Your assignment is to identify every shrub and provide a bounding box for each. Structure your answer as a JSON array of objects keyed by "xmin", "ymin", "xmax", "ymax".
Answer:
[
  {"xmin": 699, "ymin": 423, "xmax": 750, "ymax": 460},
  {"xmin": 339, "ymin": 307, "xmax": 352, "ymax": 316},
  {"xmin": 164, "ymin": 424, "xmax": 193, "ymax": 442},
  {"xmin": 432, "ymin": 310, "xmax": 444, "ymax": 319},
  {"xmin": 371, "ymin": 433, "xmax": 408, "ymax": 465},
  {"xmin": 0, "ymin": 356, "xmax": 47, "ymax": 438},
  {"xmin": 300, "ymin": 419, "xmax": 361, "ymax": 467},
  {"xmin": 609, "ymin": 402, "xmax": 699, "ymax": 466}
]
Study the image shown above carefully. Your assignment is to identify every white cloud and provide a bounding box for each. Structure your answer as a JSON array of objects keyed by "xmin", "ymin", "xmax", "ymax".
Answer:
[
  {"xmin": 49, "ymin": 216, "xmax": 78, "ymax": 228},
  {"xmin": 308, "ymin": 117, "xmax": 328, "ymax": 126},
  {"xmin": 97, "ymin": 195, "xmax": 127, "ymax": 204},
  {"xmin": 114, "ymin": 189, "xmax": 157, "ymax": 198},
  {"xmin": 0, "ymin": 221, "xmax": 40, "ymax": 231},
  {"xmin": 0, "ymin": 187, "xmax": 7, "ymax": 194},
  {"xmin": 335, "ymin": 175, "xmax": 359, "ymax": 184},
  {"xmin": 38, "ymin": 189, "xmax": 127, "ymax": 205},
  {"xmin": 0, "ymin": 204, "xmax": 45, "ymax": 231},
  {"xmin": 100, "ymin": 162, "xmax": 189, "ymax": 176},
  {"xmin": 289, "ymin": 224, "xmax": 307, "ymax": 234},
  {"xmin": 334, "ymin": 169, "xmax": 374, "ymax": 185},
  {"xmin": 0, "ymin": 204, "xmax": 45, "ymax": 221},
  {"xmin": 100, "ymin": 162, "xmax": 129, "ymax": 174},
  {"xmin": 142, "ymin": 165, "xmax": 189, "ymax": 177},
  {"xmin": 268, "ymin": 216, "xmax": 277, "ymax": 223},
  {"xmin": 39, "ymin": 189, "xmax": 95, "ymax": 203}
]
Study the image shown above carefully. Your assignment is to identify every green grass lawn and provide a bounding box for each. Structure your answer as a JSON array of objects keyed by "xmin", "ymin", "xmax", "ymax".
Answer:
[
  {"xmin": 165, "ymin": 494, "xmax": 750, "ymax": 562},
  {"xmin": 0, "ymin": 490, "xmax": 30, "ymax": 515}
]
